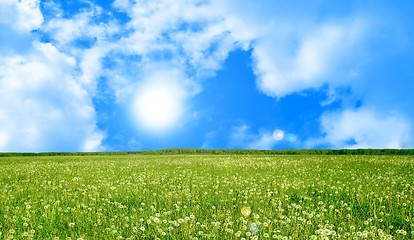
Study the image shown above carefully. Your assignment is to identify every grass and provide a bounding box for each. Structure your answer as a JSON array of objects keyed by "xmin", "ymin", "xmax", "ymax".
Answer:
[{"xmin": 0, "ymin": 154, "xmax": 413, "ymax": 239}]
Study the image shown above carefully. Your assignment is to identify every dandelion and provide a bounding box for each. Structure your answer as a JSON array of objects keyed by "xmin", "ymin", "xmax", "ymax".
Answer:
[
  {"xmin": 396, "ymin": 230, "xmax": 407, "ymax": 235},
  {"xmin": 241, "ymin": 207, "xmax": 252, "ymax": 217},
  {"xmin": 69, "ymin": 223, "xmax": 75, "ymax": 227}
]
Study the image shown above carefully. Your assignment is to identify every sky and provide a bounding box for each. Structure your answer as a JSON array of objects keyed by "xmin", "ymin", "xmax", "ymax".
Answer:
[{"xmin": 1, "ymin": 0, "xmax": 414, "ymax": 152}]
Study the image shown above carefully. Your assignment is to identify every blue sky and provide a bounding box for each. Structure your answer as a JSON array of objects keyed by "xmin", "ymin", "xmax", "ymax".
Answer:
[{"xmin": 1, "ymin": 0, "xmax": 414, "ymax": 152}]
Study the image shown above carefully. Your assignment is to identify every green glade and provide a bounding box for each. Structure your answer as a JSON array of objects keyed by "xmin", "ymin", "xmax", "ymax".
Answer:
[{"xmin": 0, "ymin": 155, "xmax": 413, "ymax": 239}]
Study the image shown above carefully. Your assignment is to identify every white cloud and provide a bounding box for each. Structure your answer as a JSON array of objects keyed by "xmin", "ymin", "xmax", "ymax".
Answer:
[
  {"xmin": 0, "ymin": 39, "xmax": 104, "ymax": 152},
  {"xmin": 78, "ymin": 44, "xmax": 112, "ymax": 95},
  {"xmin": 112, "ymin": 0, "xmax": 130, "ymax": 11},
  {"xmin": 0, "ymin": 0, "xmax": 43, "ymax": 32},
  {"xmin": 317, "ymin": 108, "xmax": 411, "ymax": 149},
  {"xmin": 252, "ymin": 20, "xmax": 366, "ymax": 98},
  {"xmin": 112, "ymin": 0, "xmax": 235, "ymax": 76},
  {"xmin": 43, "ymin": 5, "xmax": 123, "ymax": 98},
  {"xmin": 83, "ymin": 131, "xmax": 105, "ymax": 152},
  {"xmin": 229, "ymin": 125, "xmax": 278, "ymax": 150},
  {"xmin": 249, "ymin": 132, "xmax": 275, "ymax": 150}
]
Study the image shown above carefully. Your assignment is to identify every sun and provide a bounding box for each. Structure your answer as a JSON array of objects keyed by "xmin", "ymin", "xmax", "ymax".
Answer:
[
  {"xmin": 272, "ymin": 129, "xmax": 284, "ymax": 141},
  {"xmin": 132, "ymin": 82, "xmax": 183, "ymax": 132}
]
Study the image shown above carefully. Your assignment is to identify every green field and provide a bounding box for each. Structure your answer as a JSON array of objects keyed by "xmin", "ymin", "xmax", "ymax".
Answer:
[{"xmin": 0, "ymin": 155, "xmax": 413, "ymax": 239}]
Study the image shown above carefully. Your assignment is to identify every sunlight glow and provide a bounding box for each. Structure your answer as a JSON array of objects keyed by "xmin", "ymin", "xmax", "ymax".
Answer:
[
  {"xmin": 272, "ymin": 129, "xmax": 284, "ymax": 141},
  {"xmin": 285, "ymin": 133, "xmax": 297, "ymax": 142},
  {"xmin": 132, "ymin": 82, "xmax": 183, "ymax": 132}
]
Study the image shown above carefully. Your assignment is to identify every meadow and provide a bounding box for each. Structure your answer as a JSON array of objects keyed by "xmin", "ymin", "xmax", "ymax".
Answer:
[{"xmin": 0, "ymin": 154, "xmax": 413, "ymax": 239}]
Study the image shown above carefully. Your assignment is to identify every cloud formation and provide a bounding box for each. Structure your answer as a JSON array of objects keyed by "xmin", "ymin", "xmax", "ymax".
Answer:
[
  {"xmin": 0, "ymin": 0, "xmax": 43, "ymax": 32},
  {"xmin": 252, "ymin": 21, "xmax": 366, "ymax": 98},
  {"xmin": 211, "ymin": 0, "xmax": 413, "ymax": 149},
  {"xmin": 317, "ymin": 108, "xmax": 411, "ymax": 149},
  {"xmin": 0, "ymin": 42, "xmax": 104, "ymax": 152},
  {"xmin": 0, "ymin": 0, "xmax": 103, "ymax": 152},
  {"xmin": 229, "ymin": 125, "xmax": 278, "ymax": 150},
  {"xmin": 1, "ymin": 0, "xmax": 413, "ymax": 151}
]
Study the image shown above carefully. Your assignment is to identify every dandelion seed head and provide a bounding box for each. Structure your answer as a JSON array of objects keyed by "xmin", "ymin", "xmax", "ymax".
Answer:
[{"xmin": 248, "ymin": 222, "xmax": 261, "ymax": 235}]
